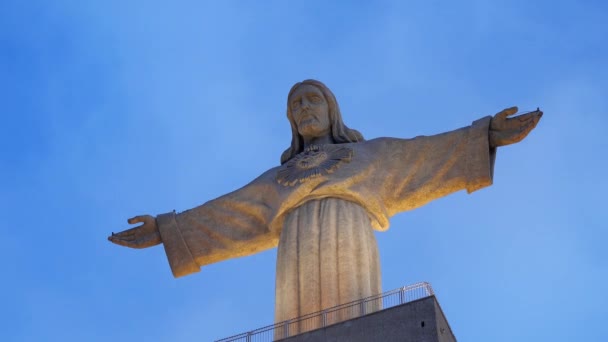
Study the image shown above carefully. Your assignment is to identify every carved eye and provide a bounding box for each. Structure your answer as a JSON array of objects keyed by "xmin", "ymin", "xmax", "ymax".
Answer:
[
  {"xmin": 310, "ymin": 95, "xmax": 322, "ymax": 103},
  {"xmin": 291, "ymin": 100, "xmax": 300, "ymax": 109}
]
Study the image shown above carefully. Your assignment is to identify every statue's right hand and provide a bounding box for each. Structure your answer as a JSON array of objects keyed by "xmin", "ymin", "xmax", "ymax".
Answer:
[{"xmin": 108, "ymin": 215, "xmax": 161, "ymax": 249}]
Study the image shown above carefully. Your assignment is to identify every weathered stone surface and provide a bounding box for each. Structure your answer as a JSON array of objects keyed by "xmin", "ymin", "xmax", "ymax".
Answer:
[
  {"xmin": 108, "ymin": 79, "xmax": 542, "ymax": 329},
  {"xmin": 275, "ymin": 199, "xmax": 381, "ymax": 331}
]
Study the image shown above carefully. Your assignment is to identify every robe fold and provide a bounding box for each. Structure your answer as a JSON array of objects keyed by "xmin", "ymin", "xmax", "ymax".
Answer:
[{"xmin": 156, "ymin": 116, "xmax": 495, "ymax": 328}]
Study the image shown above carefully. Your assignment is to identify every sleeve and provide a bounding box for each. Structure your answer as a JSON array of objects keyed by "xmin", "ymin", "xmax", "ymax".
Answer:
[
  {"xmin": 156, "ymin": 173, "xmax": 281, "ymax": 278},
  {"xmin": 375, "ymin": 116, "xmax": 496, "ymax": 216}
]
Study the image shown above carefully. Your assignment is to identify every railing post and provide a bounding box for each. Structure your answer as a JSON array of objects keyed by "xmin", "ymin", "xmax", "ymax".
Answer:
[
  {"xmin": 283, "ymin": 320, "xmax": 289, "ymax": 339},
  {"xmin": 360, "ymin": 299, "xmax": 366, "ymax": 316},
  {"xmin": 400, "ymin": 286, "xmax": 405, "ymax": 304},
  {"xmin": 246, "ymin": 331, "xmax": 251, "ymax": 342},
  {"xmin": 425, "ymin": 282, "xmax": 434, "ymax": 296},
  {"xmin": 322, "ymin": 310, "xmax": 327, "ymax": 327}
]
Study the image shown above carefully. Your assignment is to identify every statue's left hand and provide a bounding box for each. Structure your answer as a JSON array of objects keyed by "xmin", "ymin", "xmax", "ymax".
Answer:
[
  {"xmin": 108, "ymin": 215, "xmax": 161, "ymax": 249},
  {"xmin": 490, "ymin": 106, "xmax": 543, "ymax": 147}
]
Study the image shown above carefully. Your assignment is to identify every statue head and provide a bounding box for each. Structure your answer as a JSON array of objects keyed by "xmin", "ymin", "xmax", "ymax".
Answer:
[{"xmin": 281, "ymin": 80, "xmax": 364, "ymax": 164}]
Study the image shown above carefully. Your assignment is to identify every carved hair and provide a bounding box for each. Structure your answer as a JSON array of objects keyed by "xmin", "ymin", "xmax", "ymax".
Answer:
[{"xmin": 281, "ymin": 80, "xmax": 364, "ymax": 164}]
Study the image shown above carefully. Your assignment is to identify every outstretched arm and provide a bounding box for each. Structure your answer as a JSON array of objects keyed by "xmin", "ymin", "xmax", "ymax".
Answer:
[
  {"xmin": 107, "ymin": 169, "xmax": 282, "ymax": 278},
  {"xmin": 490, "ymin": 106, "xmax": 543, "ymax": 148}
]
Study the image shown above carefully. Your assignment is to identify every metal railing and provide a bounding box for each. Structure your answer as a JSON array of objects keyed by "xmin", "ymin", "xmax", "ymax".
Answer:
[{"xmin": 216, "ymin": 281, "xmax": 434, "ymax": 342}]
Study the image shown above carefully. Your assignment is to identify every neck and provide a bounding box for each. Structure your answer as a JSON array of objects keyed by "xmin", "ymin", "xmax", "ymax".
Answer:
[{"xmin": 303, "ymin": 135, "xmax": 333, "ymax": 149}]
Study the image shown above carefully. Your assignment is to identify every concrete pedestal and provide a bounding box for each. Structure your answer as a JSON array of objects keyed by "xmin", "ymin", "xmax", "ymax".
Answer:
[{"xmin": 279, "ymin": 296, "xmax": 456, "ymax": 342}]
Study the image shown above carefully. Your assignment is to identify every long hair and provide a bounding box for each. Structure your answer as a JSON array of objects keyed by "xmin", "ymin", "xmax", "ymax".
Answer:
[{"xmin": 280, "ymin": 80, "xmax": 364, "ymax": 164}]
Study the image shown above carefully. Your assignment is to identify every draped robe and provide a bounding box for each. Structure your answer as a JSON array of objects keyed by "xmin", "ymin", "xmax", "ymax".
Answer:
[{"xmin": 155, "ymin": 117, "xmax": 496, "ymax": 331}]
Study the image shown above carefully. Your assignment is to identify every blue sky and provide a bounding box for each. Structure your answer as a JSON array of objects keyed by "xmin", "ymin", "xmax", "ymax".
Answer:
[{"xmin": 1, "ymin": 1, "xmax": 607, "ymax": 341}]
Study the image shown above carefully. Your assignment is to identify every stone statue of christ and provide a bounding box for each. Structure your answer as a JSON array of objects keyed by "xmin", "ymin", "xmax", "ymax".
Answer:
[{"xmin": 109, "ymin": 79, "xmax": 542, "ymax": 329}]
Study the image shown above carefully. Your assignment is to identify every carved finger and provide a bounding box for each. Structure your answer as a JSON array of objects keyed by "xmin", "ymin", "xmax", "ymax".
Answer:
[
  {"xmin": 110, "ymin": 233, "xmax": 139, "ymax": 242},
  {"xmin": 128, "ymin": 215, "xmax": 147, "ymax": 225},
  {"xmin": 503, "ymin": 114, "xmax": 535, "ymax": 130},
  {"xmin": 491, "ymin": 107, "xmax": 517, "ymax": 130},
  {"xmin": 495, "ymin": 106, "xmax": 518, "ymax": 120},
  {"xmin": 111, "ymin": 226, "xmax": 141, "ymax": 238},
  {"xmin": 516, "ymin": 109, "xmax": 543, "ymax": 122},
  {"xmin": 516, "ymin": 112, "xmax": 535, "ymax": 122},
  {"xmin": 518, "ymin": 109, "xmax": 544, "ymax": 122},
  {"xmin": 108, "ymin": 235, "xmax": 138, "ymax": 248}
]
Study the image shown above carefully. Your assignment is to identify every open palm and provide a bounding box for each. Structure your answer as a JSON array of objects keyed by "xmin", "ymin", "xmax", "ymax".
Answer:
[
  {"xmin": 108, "ymin": 215, "xmax": 161, "ymax": 249},
  {"xmin": 490, "ymin": 106, "xmax": 543, "ymax": 147}
]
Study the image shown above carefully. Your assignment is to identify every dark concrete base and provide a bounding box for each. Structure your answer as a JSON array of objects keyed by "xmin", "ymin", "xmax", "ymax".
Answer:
[{"xmin": 279, "ymin": 296, "xmax": 456, "ymax": 342}]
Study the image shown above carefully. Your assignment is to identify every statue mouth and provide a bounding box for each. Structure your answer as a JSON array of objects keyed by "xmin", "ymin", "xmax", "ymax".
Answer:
[{"xmin": 298, "ymin": 114, "xmax": 317, "ymax": 126}]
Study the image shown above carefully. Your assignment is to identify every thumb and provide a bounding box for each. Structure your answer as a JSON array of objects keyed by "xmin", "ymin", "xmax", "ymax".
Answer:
[{"xmin": 128, "ymin": 215, "xmax": 145, "ymax": 224}]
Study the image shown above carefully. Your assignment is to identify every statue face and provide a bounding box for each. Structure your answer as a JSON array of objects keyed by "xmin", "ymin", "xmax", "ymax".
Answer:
[{"xmin": 289, "ymin": 84, "xmax": 331, "ymax": 140}]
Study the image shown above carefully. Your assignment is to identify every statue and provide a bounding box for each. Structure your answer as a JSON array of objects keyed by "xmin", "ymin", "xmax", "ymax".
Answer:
[{"xmin": 108, "ymin": 79, "xmax": 542, "ymax": 331}]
